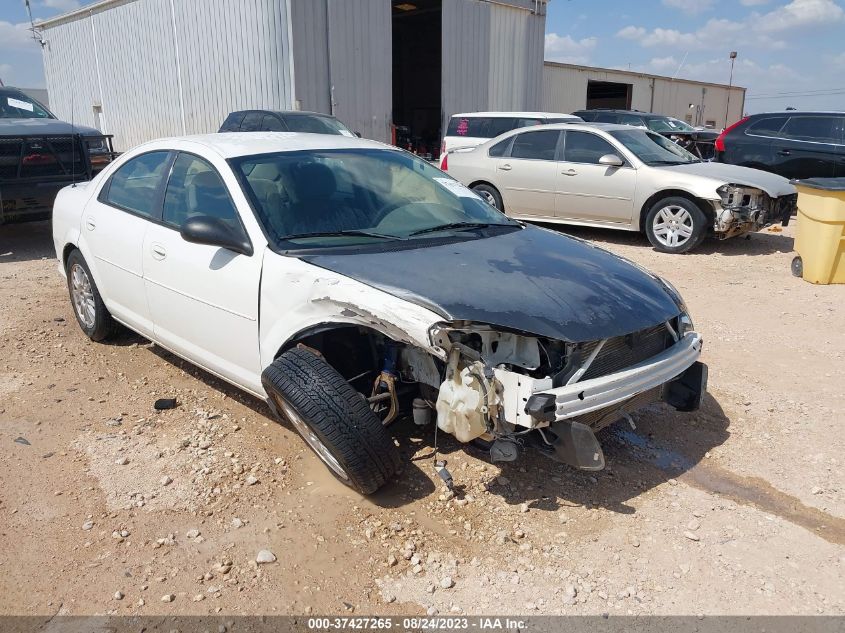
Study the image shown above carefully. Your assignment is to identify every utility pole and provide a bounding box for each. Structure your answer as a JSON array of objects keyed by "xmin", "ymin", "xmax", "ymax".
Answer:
[{"xmin": 725, "ymin": 51, "xmax": 737, "ymax": 129}]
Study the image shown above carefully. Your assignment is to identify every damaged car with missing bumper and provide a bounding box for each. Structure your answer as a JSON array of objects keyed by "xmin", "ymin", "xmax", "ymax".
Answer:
[{"xmin": 53, "ymin": 132, "xmax": 706, "ymax": 494}]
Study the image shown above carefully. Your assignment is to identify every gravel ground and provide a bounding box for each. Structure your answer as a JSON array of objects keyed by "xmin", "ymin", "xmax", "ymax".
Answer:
[{"xmin": 0, "ymin": 220, "xmax": 843, "ymax": 617}]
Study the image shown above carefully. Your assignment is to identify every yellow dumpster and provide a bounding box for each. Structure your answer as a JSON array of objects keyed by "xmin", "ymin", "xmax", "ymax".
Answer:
[{"xmin": 791, "ymin": 178, "xmax": 845, "ymax": 284}]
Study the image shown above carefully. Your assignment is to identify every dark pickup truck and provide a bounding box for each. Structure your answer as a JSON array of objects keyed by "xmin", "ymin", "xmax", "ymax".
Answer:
[{"xmin": 0, "ymin": 87, "xmax": 117, "ymax": 224}]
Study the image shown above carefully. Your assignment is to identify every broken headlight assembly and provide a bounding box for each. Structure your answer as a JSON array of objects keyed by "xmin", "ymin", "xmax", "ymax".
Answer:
[{"xmin": 655, "ymin": 276, "xmax": 694, "ymax": 337}]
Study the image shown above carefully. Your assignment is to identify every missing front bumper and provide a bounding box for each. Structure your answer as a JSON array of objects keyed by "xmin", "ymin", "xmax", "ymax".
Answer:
[{"xmin": 524, "ymin": 333, "xmax": 703, "ymax": 425}]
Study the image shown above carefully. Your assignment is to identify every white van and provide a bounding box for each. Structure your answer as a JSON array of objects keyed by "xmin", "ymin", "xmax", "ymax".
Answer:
[{"xmin": 441, "ymin": 111, "xmax": 582, "ymax": 160}]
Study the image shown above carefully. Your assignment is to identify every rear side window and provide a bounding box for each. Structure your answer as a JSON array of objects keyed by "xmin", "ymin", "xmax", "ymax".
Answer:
[
  {"xmin": 594, "ymin": 113, "xmax": 619, "ymax": 123},
  {"xmin": 516, "ymin": 118, "xmax": 542, "ymax": 128},
  {"xmin": 102, "ymin": 151, "xmax": 171, "ymax": 217},
  {"xmin": 487, "ymin": 117, "xmax": 517, "ymax": 137},
  {"xmin": 162, "ymin": 153, "xmax": 239, "ymax": 229},
  {"xmin": 781, "ymin": 116, "xmax": 842, "ymax": 143},
  {"xmin": 261, "ymin": 114, "xmax": 286, "ymax": 132},
  {"xmin": 564, "ymin": 131, "xmax": 617, "ymax": 164},
  {"xmin": 219, "ymin": 112, "xmax": 245, "ymax": 132},
  {"xmin": 240, "ymin": 112, "xmax": 264, "ymax": 132},
  {"xmin": 488, "ymin": 137, "xmax": 513, "ymax": 157},
  {"xmin": 447, "ymin": 117, "xmax": 489, "ymax": 137},
  {"xmin": 282, "ymin": 114, "xmax": 344, "ymax": 134},
  {"xmin": 510, "ymin": 130, "xmax": 560, "ymax": 160},
  {"xmin": 747, "ymin": 116, "xmax": 788, "ymax": 137}
]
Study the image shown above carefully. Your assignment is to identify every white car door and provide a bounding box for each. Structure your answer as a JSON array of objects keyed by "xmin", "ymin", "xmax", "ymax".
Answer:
[
  {"xmin": 555, "ymin": 130, "xmax": 637, "ymax": 225},
  {"xmin": 81, "ymin": 150, "xmax": 173, "ymax": 337},
  {"xmin": 494, "ymin": 129, "xmax": 562, "ymax": 219},
  {"xmin": 141, "ymin": 152, "xmax": 264, "ymax": 394}
]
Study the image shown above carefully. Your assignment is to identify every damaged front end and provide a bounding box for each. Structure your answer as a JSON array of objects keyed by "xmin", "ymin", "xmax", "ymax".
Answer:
[
  {"xmin": 711, "ymin": 184, "xmax": 797, "ymax": 240},
  {"xmin": 424, "ymin": 316, "xmax": 705, "ymax": 471}
]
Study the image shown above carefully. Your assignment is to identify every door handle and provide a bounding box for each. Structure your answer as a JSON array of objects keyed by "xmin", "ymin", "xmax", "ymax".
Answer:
[
  {"xmin": 562, "ymin": 169, "xmax": 578, "ymax": 176},
  {"xmin": 85, "ymin": 217, "xmax": 96, "ymax": 231},
  {"xmin": 150, "ymin": 243, "xmax": 167, "ymax": 260},
  {"xmin": 776, "ymin": 150, "xmax": 791, "ymax": 156},
  {"xmin": 498, "ymin": 164, "xmax": 512, "ymax": 171}
]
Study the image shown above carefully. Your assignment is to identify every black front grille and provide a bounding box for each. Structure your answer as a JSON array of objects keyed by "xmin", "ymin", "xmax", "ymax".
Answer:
[{"xmin": 579, "ymin": 323, "xmax": 672, "ymax": 381}]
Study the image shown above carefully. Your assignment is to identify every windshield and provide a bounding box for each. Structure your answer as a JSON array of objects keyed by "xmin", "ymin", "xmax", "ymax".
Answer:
[
  {"xmin": 610, "ymin": 129, "xmax": 699, "ymax": 165},
  {"xmin": 285, "ymin": 115, "xmax": 353, "ymax": 136},
  {"xmin": 646, "ymin": 117, "xmax": 695, "ymax": 133},
  {"xmin": 0, "ymin": 91, "xmax": 54, "ymax": 119},
  {"xmin": 232, "ymin": 148, "xmax": 516, "ymax": 248}
]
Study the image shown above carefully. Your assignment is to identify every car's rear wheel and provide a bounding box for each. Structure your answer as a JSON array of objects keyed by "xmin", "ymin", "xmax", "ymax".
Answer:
[
  {"xmin": 261, "ymin": 347, "xmax": 401, "ymax": 495},
  {"xmin": 644, "ymin": 197, "xmax": 707, "ymax": 254},
  {"xmin": 66, "ymin": 249, "xmax": 115, "ymax": 341},
  {"xmin": 471, "ymin": 183, "xmax": 504, "ymax": 211}
]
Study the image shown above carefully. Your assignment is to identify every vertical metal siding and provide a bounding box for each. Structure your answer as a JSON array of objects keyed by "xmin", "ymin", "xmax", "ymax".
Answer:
[
  {"xmin": 41, "ymin": 0, "xmax": 294, "ymax": 151},
  {"xmin": 441, "ymin": 0, "xmax": 491, "ymax": 125},
  {"xmin": 290, "ymin": 0, "xmax": 331, "ymax": 114},
  {"xmin": 442, "ymin": 0, "xmax": 544, "ymax": 125},
  {"xmin": 325, "ymin": 0, "xmax": 392, "ymax": 142}
]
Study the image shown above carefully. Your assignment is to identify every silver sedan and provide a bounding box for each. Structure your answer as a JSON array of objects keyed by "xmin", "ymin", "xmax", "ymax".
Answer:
[{"xmin": 442, "ymin": 122, "xmax": 796, "ymax": 253}]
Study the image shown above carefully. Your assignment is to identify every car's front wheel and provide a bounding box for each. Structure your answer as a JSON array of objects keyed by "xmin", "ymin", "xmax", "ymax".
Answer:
[
  {"xmin": 644, "ymin": 197, "xmax": 707, "ymax": 254},
  {"xmin": 66, "ymin": 249, "xmax": 115, "ymax": 341},
  {"xmin": 471, "ymin": 183, "xmax": 504, "ymax": 211},
  {"xmin": 262, "ymin": 347, "xmax": 401, "ymax": 495}
]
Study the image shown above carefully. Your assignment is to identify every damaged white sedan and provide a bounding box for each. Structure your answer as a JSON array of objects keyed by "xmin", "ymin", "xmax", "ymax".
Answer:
[
  {"xmin": 53, "ymin": 132, "xmax": 706, "ymax": 494},
  {"xmin": 442, "ymin": 123, "xmax": 797, "ymax": 253}
]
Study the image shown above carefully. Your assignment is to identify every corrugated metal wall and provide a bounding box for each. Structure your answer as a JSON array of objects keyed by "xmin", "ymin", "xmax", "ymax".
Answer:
[
  {"xmin": 290, "ymin": 0, "xmax": 331, "ymax": 114},
  {"xmin": 542, "ymin": 62, "xmax": 746, "ymax": 126},
  {"xmin": 42, "ymin": 0, "xmax": 294, "ymax": 151},
  {"xmin": 327, "ymin": 0, "xmax": 393, "ymax": 142},
  {"xmin": 441, "ymin": 0, "xmax": 545, "ymax": 128}
]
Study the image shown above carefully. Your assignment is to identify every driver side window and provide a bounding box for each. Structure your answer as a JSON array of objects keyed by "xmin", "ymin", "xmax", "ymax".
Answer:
[{"xmin": 162, "ymin": 154, "xmax": 239, "ymax": 229}]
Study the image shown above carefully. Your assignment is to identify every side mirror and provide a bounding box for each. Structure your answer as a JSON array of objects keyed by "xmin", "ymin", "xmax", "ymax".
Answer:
[
  {"xmin": 180, "ymin": 215, "xmax": 253, "ymax": 256},
  {"xmin": 598, "ymin": 154, "xmax": 625, "ymax": 168}
]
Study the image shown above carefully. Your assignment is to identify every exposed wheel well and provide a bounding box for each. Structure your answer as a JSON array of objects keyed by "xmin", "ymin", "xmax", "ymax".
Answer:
[
  {"xmin": 277, "ymin": 324, "xmax": 399, "ymax": 391},
  {"xmin": 638, "ymin": 190, "xmax": 714, "ymax": 233},
  {"xmin": 62, "ymin": 243, "xmax": 78, "ymax": 270}
]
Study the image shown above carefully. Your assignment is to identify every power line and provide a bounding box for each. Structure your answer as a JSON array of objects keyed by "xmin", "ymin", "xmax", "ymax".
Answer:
[{"xmin": 746, "ymin": 90, "xmax": 845, "ymax": 101}]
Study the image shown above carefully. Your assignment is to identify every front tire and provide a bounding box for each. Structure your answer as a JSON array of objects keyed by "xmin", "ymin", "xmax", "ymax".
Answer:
[
  {"xmin": 471, "ymin": 183, "xmax": 504, "ymax": 211},
  {"xmin": 66, "ymin": 249, "xmax": 115, "ymax": 341},
  {"xmin": 262, "ymin": 347, "xmax": 401, "ymax": 495},
  {"xmin": 644, "ymin": 197, "xmax": 707, "ymax": 254}
]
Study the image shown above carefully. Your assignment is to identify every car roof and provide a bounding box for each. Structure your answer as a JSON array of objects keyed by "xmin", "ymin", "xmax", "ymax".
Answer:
[
  {"xmin": 136, "ymin": 132, "xmax": 390, "ymax": 159},
  {"xmin": 522, "ymin": 122, "xmax": 633, "ymax": 133},
  {"xmin": 576, "ymin": 109, "xmax": 669, "ymax": 118},
  {"xmin": 450, "ymin": 111, "xmax": 577, "ymax": 119},
  {"xmin": 229, "ymin": 109, "xmax": 338, "ymax": 119},
  {"xmin": 747, "ymin": 111, "xmax": 845, "ymax": 116}
]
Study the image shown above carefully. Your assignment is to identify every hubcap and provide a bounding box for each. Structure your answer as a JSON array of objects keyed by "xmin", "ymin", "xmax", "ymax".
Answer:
[
  {"xmin": 272, "ymin": 394, "xmax": 349, "ymax": 480},
  {"xmin": 477, "ymin": 189, "xmax": 497, "ymax": 208},
  {"xmin": 653, "ymin": 205, "xmax": 694, "ymax": 248},
  {"xmin": 70, "ymin": 263, "xmax": 96, "ymax": 329}
]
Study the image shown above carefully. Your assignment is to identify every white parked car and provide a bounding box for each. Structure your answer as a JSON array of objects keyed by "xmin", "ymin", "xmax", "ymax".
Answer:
[
  {"xmin": 53, "ymin": 132, "xmax": 706, "ymax": 494},
  {"xmin": 442, "ymin": 122, "xmax": 797, "ymax": 253},
  {"xmin": 441, "ymin": 111, "xmax": 581, "ymax": 158}
]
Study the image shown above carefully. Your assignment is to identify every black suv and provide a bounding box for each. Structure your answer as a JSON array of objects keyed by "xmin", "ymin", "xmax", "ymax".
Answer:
[
  {"xmin": 219, "ymin": 110, "xmax": 356, "ymax": 136},
  {"xmin": 572, "ymin": 109, "xmax": 718, "ymax": 159},
  {"xmin": 715, "ymin": 112, "xmax": 845, "ymax": 179}
]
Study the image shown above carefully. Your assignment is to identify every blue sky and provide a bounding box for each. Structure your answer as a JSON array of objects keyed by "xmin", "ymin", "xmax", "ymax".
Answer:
[{"xmin": 1, "ymin": 0, "xmax": 843, "ymax": 113}]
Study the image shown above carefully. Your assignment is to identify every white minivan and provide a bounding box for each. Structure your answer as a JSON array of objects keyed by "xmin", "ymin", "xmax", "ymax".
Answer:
[{"xmin": 441, "ymin": 111, "xmax": 581, "ymax": 159}]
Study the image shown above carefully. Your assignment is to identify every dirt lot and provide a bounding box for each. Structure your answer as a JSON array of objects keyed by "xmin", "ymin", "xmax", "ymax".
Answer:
[{"xmin": 1, "ymin": 220, "xmax": 843, "ymax": 617}]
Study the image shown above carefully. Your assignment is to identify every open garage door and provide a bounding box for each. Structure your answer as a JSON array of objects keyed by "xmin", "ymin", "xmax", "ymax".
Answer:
[{"xmin": 586, "ymin": 81, "xmax": 632, "ymax": 110}]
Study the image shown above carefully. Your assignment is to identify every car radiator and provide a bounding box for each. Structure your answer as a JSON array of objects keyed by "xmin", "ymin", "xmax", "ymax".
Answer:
[{"xmin": 579, "ymin": 323, "xmax": 673, "ymax": 382}]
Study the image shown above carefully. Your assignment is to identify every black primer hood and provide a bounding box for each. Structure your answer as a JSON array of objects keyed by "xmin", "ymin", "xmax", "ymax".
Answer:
[{"xmin": 301, "ymin": 225, "xmax": 681, "ymax": 343}]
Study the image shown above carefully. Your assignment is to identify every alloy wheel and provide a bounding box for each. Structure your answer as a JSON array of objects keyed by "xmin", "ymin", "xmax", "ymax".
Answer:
[
  {"xmin": 652, "ymin": 205, "xmax": 694, "ymax": 249},
  {"xmin": 272, "ymin": 394, "xmax": 349, "ymax": 480},
  {"xmin": 70, "ymin": 263, "xmax": 96, "ymax": 329}
]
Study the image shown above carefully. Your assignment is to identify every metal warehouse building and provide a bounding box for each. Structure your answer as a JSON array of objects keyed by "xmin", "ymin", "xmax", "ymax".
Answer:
[
  {"xmin": 38, "ymin": 0, "xmax": 547, "ymax": 152},
  {"xmin": 543, "ymin": 61, "xmax": 746, "ymax": 130}
]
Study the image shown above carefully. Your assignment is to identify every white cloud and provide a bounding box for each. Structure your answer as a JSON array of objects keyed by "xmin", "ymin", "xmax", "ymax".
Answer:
[
  {"xmin": 755, "ymin": 0, "xmax": 844, "ymax": 32},
  {"xmin": 544, "ymin": 33, "xmax": 597, "ymax": 64},
  {"xmin": 617, "ymin": 25, "xmax": 646, "ymax": 39},
  {"xmin": 41, "ymin": 0, "xmax": 81, "ymax": 10},
  {"xmin": 662, "ymin": 0, "xmax": 716, "ymax": 14},
  {"xmin": 0, "ymin": 21, "xmax": 36, "ymax": 51}
]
